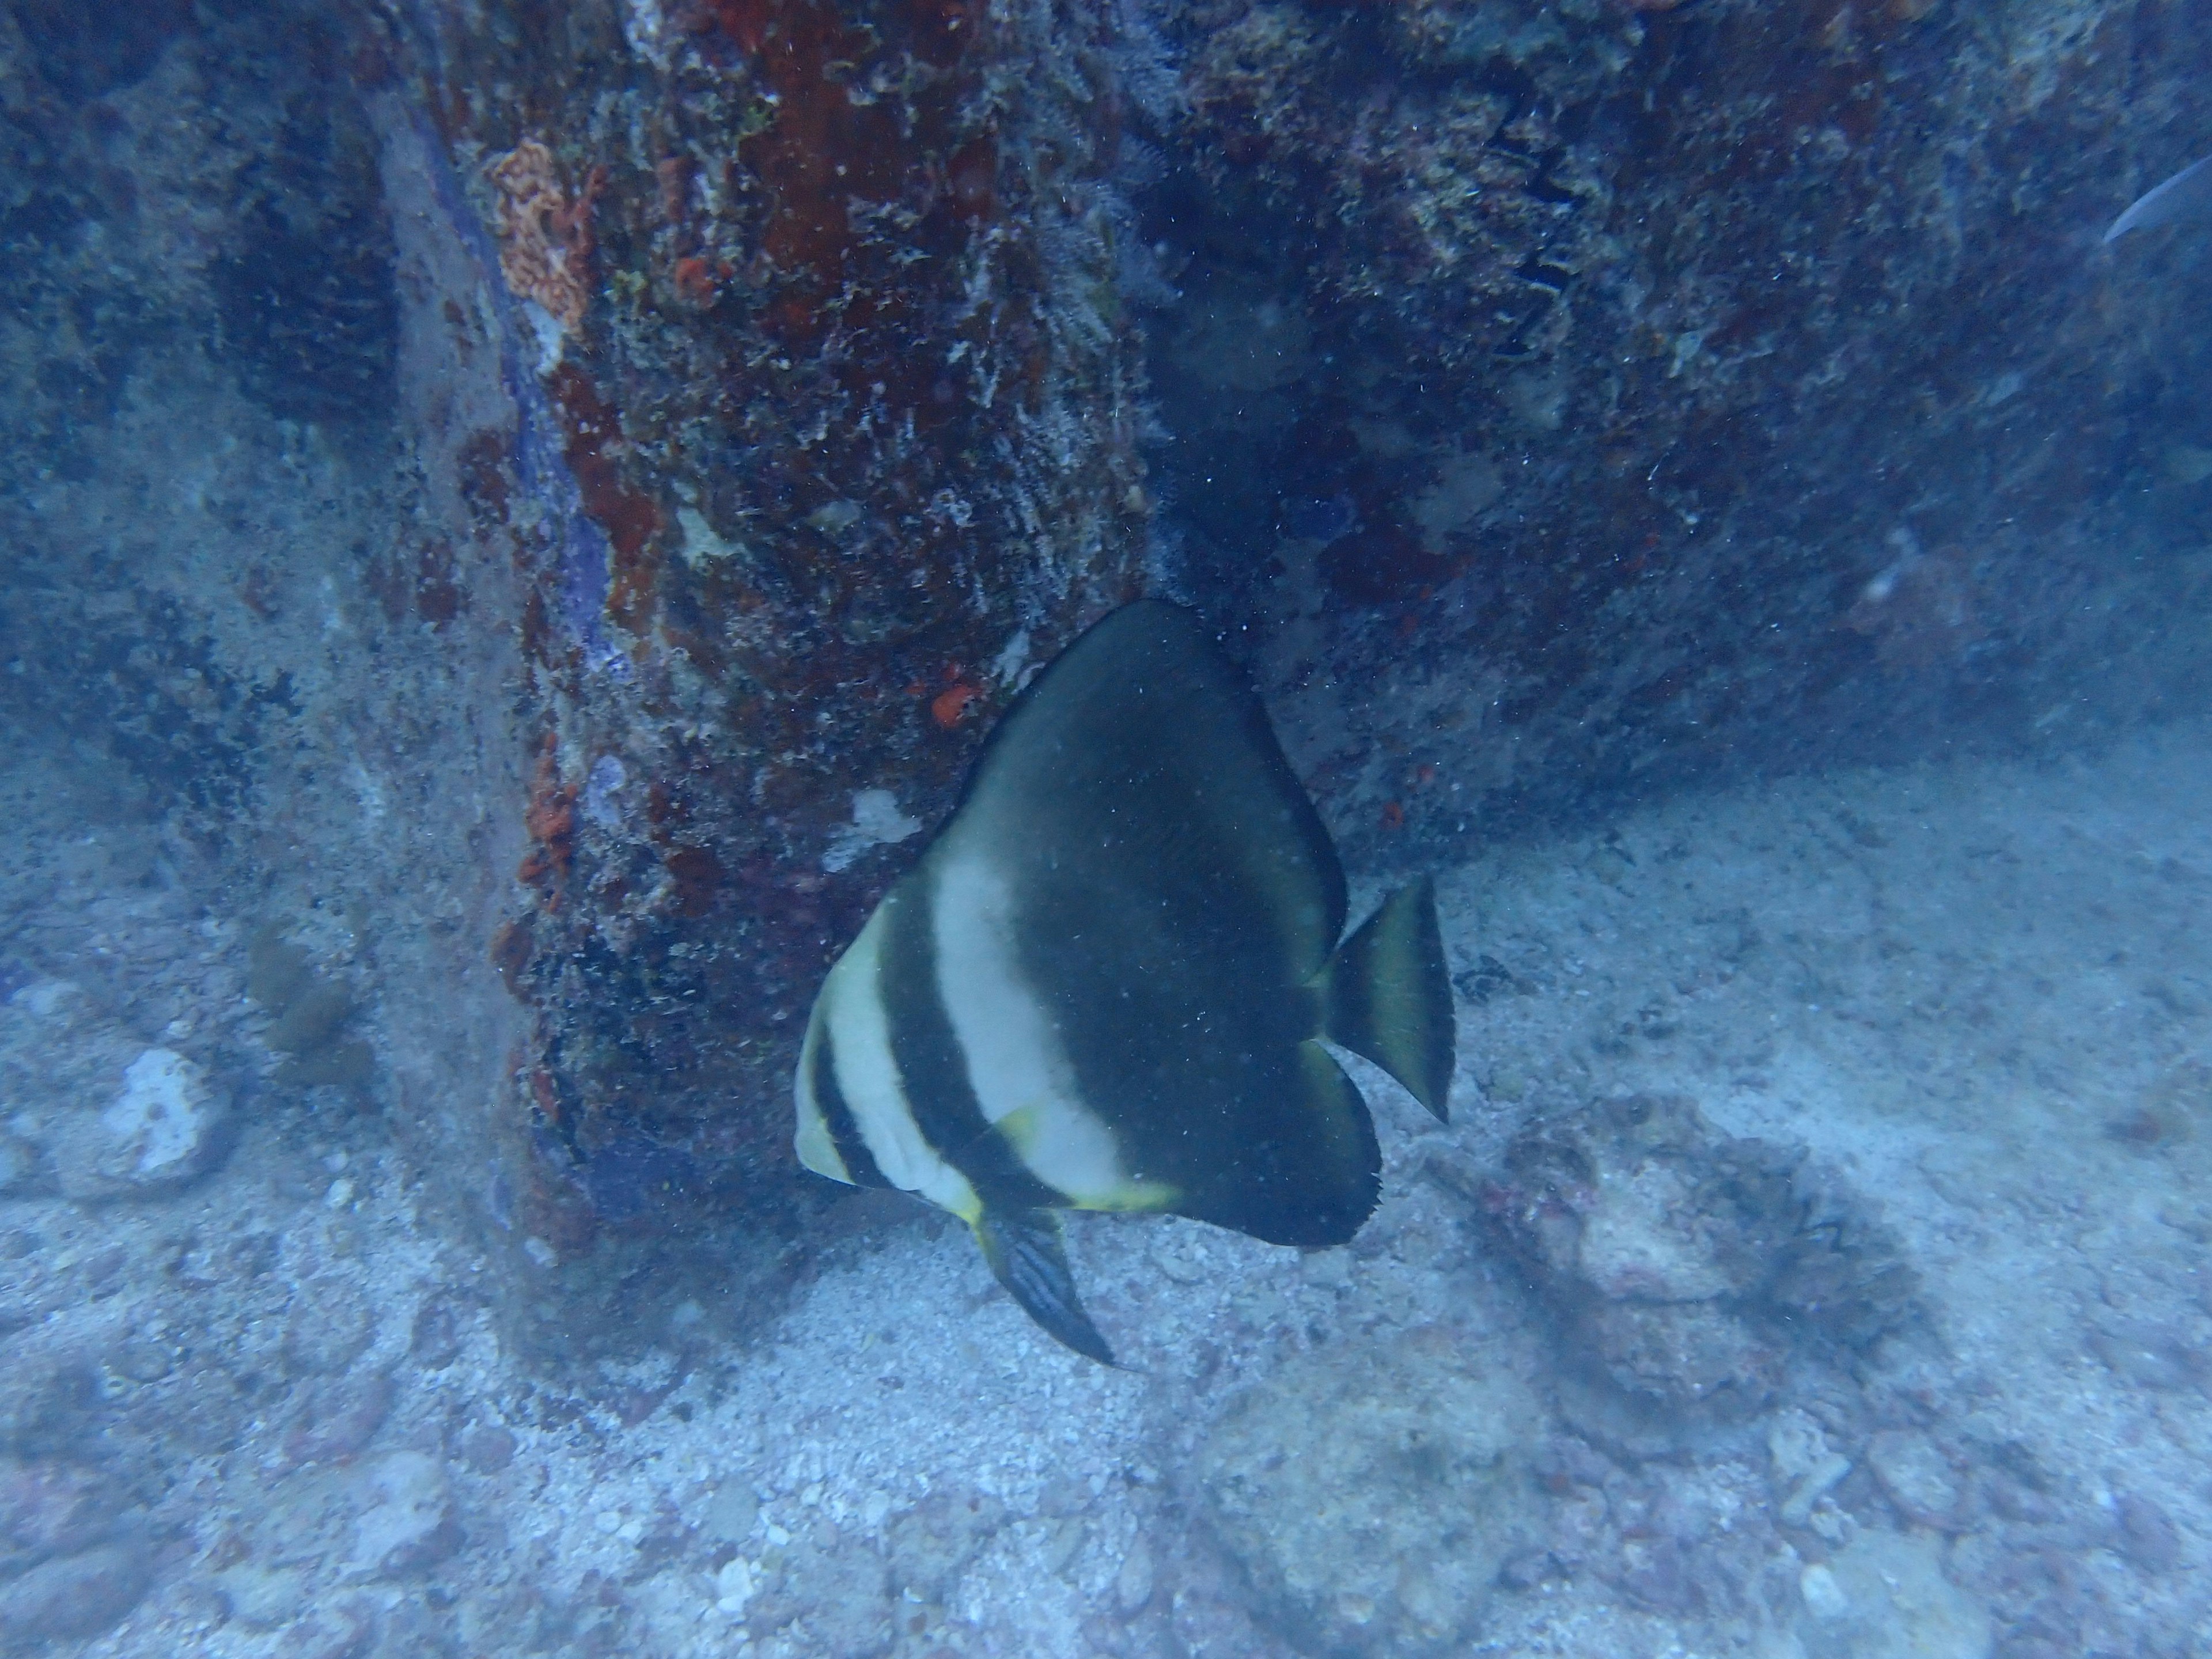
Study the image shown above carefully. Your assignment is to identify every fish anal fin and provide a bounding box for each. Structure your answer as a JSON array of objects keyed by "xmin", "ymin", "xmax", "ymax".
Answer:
[
  {"xmin": 1166, "ymin": 1041, "xmax": 1379, "ymax": 1247},
  {"xmin": 1319, "ymin": 875, "xmax": 1456, "ymax": 1122},
  {"xmin": 972, "ymin": 1208, "xmax": 1118, "ymax": 1367}
]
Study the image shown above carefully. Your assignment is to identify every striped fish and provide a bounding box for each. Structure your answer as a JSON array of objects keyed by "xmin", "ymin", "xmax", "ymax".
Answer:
[{"xmin": 794, "ymin": 600, "xmax": 1455, "ymax": 1364}]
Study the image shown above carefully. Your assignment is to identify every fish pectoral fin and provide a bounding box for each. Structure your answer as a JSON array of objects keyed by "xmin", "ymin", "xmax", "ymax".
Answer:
[{"xmin": 971, "ymin": 1207, "xmax": 1118, "ymax": 1367}]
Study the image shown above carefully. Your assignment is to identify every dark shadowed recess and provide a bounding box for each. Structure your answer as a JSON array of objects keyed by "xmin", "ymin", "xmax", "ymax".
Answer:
[
  {"xmin": 213, "ymin": 84, "xmax": 400, "ymax": 428},
  {"xmin": 6, "ymin": 0, "xmax": 196, "ymax": 99},
  {"xmin": 0, "ymin": 0, "xmax": 384, "ymax": 836},
  {"xmin": 0, "ymin": 581, "xmax": 290, "ymax": 831}
]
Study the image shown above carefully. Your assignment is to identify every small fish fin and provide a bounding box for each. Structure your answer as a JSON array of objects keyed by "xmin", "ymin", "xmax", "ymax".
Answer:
[
  {"xmin": 2106, "ymin": 152, "xmax": 2212, "ymax": 244},
  {"xmin": 1319, "ymin": 875, "xmax": 1455, "ymax": 1122},
  {"xmin": 971, "ymin": 1208, "xmax": 1118, "ymax": 1366}
]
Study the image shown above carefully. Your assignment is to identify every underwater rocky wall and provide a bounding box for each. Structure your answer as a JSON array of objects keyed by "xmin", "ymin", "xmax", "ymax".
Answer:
[
  {"xmin": 2, "ymin": 0, "xmax": 2210, "ymax": 1353},
  {"xmin": 0, "ymin": 1, "xmax": 551, "ymax": 1335},
  {"xmin": 0, "ymin": 0, "xmax": 1153, "ymax": 1350},
  {"xmin": 369, "ymin": 0, "xmax": 1157, "ymax": 1344},
  {"xmin": 1134, "ymin": 0, "xmax": 2212, "ymax": 864}
]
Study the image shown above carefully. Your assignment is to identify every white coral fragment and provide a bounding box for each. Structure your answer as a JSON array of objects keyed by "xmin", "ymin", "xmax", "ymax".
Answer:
[{"xmin": 822, "ymin": 789, "xmax": 925, "ymax": 873}]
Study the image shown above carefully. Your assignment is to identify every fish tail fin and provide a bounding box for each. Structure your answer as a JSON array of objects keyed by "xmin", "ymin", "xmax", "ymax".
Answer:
[
  {"xmin": 1319, "ymin": 874, "xmax": 1456, "ymax": 1122},
  {"xmin": 972, "ymin": 1207, "xmax": 1118, "ymax": 1366}
]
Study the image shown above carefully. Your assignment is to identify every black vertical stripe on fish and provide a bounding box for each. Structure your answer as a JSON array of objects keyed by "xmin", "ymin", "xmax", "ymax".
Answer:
[
  {"xmin": 877, "ymin": 881, "xmax": 1065, "ymax": 1214},
  {"xmin": 1013, "ymin": 858, "xmax": 1376, "ymax": 1243},
  {"xmin": 809, "ymin": 1019, "xmax": 892, "ymax": 1190}
]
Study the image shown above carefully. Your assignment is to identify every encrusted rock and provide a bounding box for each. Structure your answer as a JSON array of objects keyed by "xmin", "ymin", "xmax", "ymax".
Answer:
[
  {"xmin": 1796, "ymin": 1528, "xmax": 1990, "ymax": 1659},
  {"xmin": 1586, "ymin": 1298, "xmax": 1781, "ymax": 1408},
  {"xmin": 1575, "ymin": 1154, "xmax": 1740, "ymax": 1302},
  {"xmin": 150, "ymin": 1369, "xmax": 259, "ymax": 1457},
  {"xmin": 2115, "ymin": 1493, "xmax": 2185, "ymax": 1574},
  {"xmin": 458, "ymin": 1425, "xmax": 516, "ymax": 1475},
  {"xmin": 1768, "ymin": 1409, "xmax": 1854, "ymax": 1528},
  {"xmin": 349, "ymin": 1450, "xmax": 462, "ymax": 1578},
  {"xmin": 282, "ymin": 1276, "xmax": 377, "ymax": 1376},
  {"xmin": 1473, "ymin": 1093, "xmax": 1921, "ymax": 1415},
  {"xmin": 1113, "ymin": 1539, "xmax": 1156, "ymax": 1614},
  {"xmin": 0, "ymin": 1460, "xmax": 123, "ymax": 1575},
  {"xmin": 884, "ymin": 1489, "xmax": 1006, "ymax": 1604},
  {"xmin": 742, "ymin": 1536, "xmax": 893, "ymax": 1654},
  {"xmin": 408, "ymin": 1298, "xmax": 463, "ymax": 1370},
  {"xmin": 283, "ymin": 1371, "xmax": 396, "ymax": 1466},
  {"xmin": 1195, "ymin": 1325, "xmax": 1543, "ymax": 1657},
  {"xmin": 1865, "ymin": 1429, "xmax": 1965, "ymax": 1529},
  {"xmin": 209, "ymin": 1560, "xmax": 308, "ymax": 1630},
  {"xmin": 2086, "ymin": 1316, "xmax": 2207, "ymax": 1392},
  {"xmin": 0, "ymin": 1537, "xmax": 151, "ymax": 1645},
  {"xmin": 52, "ymin": 1048, "xmax": 230, "ymax": 1201},
  {"xmin": 0, "ymin": 1132, "xmax": 39, "ymax": 1196},
  {"xmin": 0, "ymin": 1348, "xmax": 100, "ymax": 1459},
  {"xmin": 486, "ymin": 138, "xmax": 601, "ymax": 334}
]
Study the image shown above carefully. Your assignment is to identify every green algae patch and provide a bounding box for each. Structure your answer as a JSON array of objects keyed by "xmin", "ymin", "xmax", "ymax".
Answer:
[{"xmin": 248, "ymin": 924, "xmax": 373, "ymax": 1088}]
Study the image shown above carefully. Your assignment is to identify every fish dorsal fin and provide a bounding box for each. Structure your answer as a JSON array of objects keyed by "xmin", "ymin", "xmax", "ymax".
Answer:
[
  {"xmin": 1319, "ymin": 877, "xmax": 1456, "ymax": 1122},
  {"xmin": 946, "ymin": 600, "xmax": 1347, "ymax": 979},
  {"xmin": 971, "ymin": 1207, "xmax": 1117, "ymax": 1366}
]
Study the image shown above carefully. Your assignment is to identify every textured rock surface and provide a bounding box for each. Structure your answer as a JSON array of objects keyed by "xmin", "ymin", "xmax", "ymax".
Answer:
[
  {"xmin": 0, "ymin": 675, "xmax": 2203, "ymax": 1654},
  {"xmin": 0, "ymin": 0, "xmax": 1149, "ymax": 1351},
  {"xmin": 279, "ymin": 1275, "xmax": 378, "ymax": 1377},
  {"xmin": 52, "ymin": 1048, "xmax": 229, "ymax": 1200},
  {"xmin": 0, "ymin": 1538, "xmax": 152, "ymax": 1647},
  {"xmin": 1137, "ymin": 0, "xmax": 2212, "ymax": 866},
  {"xmin": 348, "ymin": 1450, "xmax": 463, "ymax": 1579},
  {"xmin": 0, "ymin": 1461, "xmax": 122, "ymax": 1578},
  {"xmin": 1469, "ymin": 1092, "xmax": 1919, "ymax": 1415},
  {"xmin": 1866, "ymin": 1429, "xmax": 1967, "ymax": 1531},
  {"xmin": 1195, "ymin": 1326, "xmax": 1544, "ymax": 1656},
  {"xmin": 365, "ymin": 0, "xmax": 1155, "ymax": 1328},
  {"xmin": 1797, "ymin": 1528, "xmax": 1991, "ymax": 1659}
]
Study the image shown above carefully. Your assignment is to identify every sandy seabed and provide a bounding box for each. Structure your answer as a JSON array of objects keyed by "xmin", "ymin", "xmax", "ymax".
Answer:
[{"xmin": 3, "ymin": 718, "xmax": 2209, "ymax": 1659}]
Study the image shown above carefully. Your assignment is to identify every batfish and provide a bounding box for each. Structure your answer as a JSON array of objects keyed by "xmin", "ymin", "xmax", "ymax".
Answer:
[{"xmin": 792, "ymin": 599, "xmax": 1455, "ymax": 1364}]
